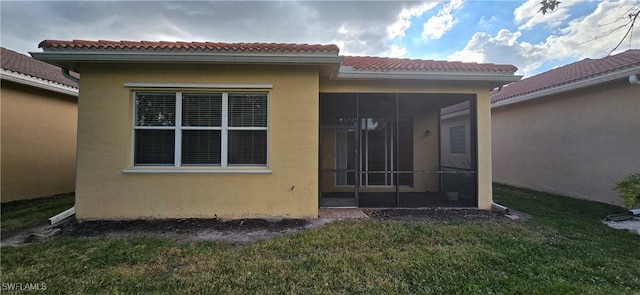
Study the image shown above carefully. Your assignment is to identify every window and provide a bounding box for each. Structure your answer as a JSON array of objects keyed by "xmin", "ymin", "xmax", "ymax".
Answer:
[
  {"xmin": 134, "ymin": 91, "xmax": 267, "ymax": 167},
  {"xmin": 450, "ymin": 125, "xmax": 466, "ymax": 154}
]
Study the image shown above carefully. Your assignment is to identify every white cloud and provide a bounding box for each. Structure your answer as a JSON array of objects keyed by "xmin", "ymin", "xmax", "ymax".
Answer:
[
  {"xmin": 544, "ymin": 0, "xmax": 640, "ymax": 58},
  {"xmin": 422, "ymin": 0, "xmax": 465, "ymax": 40},
  {"xmin": 387, "ymin": 2, "xmax": 439, "ymax": 39},
  {"xmin": 389, "ymin": 44, "xmax": 407, "ymax": 58},
  {"xmin": 450, "ymin": 0, "xmax": 639, "ymax": 76},
  {"xmin": 514, "ymin": 0, "xmax": 583, "ymax": 30},
  {"xmin": 422, "ymin": 14, "xmax": 457, "ymax": 40},
  {"xmin": 449, "ymin": 29, "xmax": 547, "ymax": 75}
]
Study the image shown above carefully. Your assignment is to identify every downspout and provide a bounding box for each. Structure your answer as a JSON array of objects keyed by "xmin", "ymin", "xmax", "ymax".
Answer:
[
  {"xmin": 491, "ymin": 202, "xmax": 510, "ymax": 214},
  {"xmin": 49, "ymin": 67, "xmax": 78, "ymax": 225},
  {"xmin": 49, "ymin": 207, "xmax": 75, "ymax": 225},
  {"xmin": 629, "ymin": 74, "xmax": 640, "ymax": 86}
]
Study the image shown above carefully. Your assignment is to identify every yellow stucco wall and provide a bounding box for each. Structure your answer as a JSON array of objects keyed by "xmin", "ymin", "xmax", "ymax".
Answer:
[
  {"xmin": 75, "ymin": 64, "xmax": 496, "ymax": 219},
  {"xmin": 75, "ymin": 64, "xmax": 320, "ymax": 219},
  {"xmin": 1, "ymin": 81, "xmax": 77, "ymax": 202},
  {"xmin": 492, "ymin": 80, "xmax": 640, "ymax": 206},
  {"xmin": 320, "ymin": 79, "xmax": 494, "ymax": 209}
]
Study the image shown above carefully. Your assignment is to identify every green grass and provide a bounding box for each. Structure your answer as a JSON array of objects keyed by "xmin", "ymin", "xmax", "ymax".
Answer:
[
  {"xmin": 1, "ymin": 193, "xmax": 75, "ymax": 238},
  {"xmin": 2, "ymin": 185, "xmax": 639, "ymax": 294}
]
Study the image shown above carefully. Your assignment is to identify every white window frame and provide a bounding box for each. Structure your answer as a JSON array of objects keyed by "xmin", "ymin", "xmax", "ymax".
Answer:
[{"xmin": 125, "ymin": 87, "xmax": 270, "ymax": 173}]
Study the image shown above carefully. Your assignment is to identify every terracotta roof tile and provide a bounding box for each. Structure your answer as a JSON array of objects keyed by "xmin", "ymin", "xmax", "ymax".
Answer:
[
  {"xmin": 38, "ymin": 40, "xmax": 340, "ymax": 54},
  {"xmin": 35, "ymin": 40, "xmax": 520, "ymax": 76},
  {"xmin": 492, "ymin": 49, "xmax": 640, "ymax": 103},
  {"xmin": 342, "ymin": 56, "xmax": 518, "ymax": 73},
  {"xmin": 1, "ymin": 47, "xmax": 78, "ymax": 88}
]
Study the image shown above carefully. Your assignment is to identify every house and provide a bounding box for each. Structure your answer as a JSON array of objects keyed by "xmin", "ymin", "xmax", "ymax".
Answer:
[
  {"xmin": 1, "ymin": 47, "xmax": 78, "ymax": 203},
  {"xmin": 31, "ymin": 40, "xmax": 520, "ymax": 220},
  {"xmin": 491, "ymin": 49, "xmax": 640, "ymax": 206}
]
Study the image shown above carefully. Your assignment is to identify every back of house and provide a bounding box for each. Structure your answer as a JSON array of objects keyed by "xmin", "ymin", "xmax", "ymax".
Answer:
[{"xmin": 32, "ymin": 39, "xmax": 521, "ymax": 220}]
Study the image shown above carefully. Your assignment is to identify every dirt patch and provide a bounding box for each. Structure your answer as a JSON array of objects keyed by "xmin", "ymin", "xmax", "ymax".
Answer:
[
  {"xmin": 43, "ymin": 218, "xmax": 309, "ymax": 244},
  {"xmin": 363, "ymin": 208, "xmax": 510, "ymax": 223}
]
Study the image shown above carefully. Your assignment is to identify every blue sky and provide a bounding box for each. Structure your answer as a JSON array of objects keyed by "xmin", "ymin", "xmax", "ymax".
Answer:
[{"xmin": 1, "ymin": 0, "xmax": 639, "ymax": 77}]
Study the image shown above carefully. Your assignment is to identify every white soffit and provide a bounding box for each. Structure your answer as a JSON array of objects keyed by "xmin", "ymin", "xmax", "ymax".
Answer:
[{"xmin": 0, "ymin": 68, "xmax": 78, "ymax": 96}]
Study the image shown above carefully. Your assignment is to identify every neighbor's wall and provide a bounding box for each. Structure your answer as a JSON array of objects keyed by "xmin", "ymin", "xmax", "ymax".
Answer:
[
  {"xmin": 492, "ymin": 79, "xmax": 640, "ymax": 206},
  {"xmin": 75, "ymin": 63, "xmax": 320, "ymax": 219},
  {"xmin": 320, "ymin": 79, "xmax": 494, "ymax": 209},
  {"xmin": 1, "ymin": 81, "xmax": 77, "ymax": 202}
]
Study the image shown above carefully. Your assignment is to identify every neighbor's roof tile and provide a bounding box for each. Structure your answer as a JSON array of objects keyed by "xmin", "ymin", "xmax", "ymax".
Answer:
[
  {"xmin": 1, "ymin": 47, "xmax": 78, "ymax": 88},
  {"xmin": 38, "ymin": 40, "xmax": 341, "ymax": 54},
  {"xmin": 342, "ymin": 56, "xmax": 518, "ymax": 73},
  {"xmin": 492, "ymin": 49, "xmax": 640, "ymax": 103}
]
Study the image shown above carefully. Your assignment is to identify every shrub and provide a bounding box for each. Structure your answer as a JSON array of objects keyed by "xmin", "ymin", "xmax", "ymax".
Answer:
[{"xmin": 614, "ymin": 173, "xmax": 640, "ymax": 209}]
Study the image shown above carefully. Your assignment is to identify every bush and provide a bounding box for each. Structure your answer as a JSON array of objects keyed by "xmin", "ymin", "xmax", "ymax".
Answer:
[{"xmin": 614, "ymin": 173, "xmax": 640, "ymax": 209}]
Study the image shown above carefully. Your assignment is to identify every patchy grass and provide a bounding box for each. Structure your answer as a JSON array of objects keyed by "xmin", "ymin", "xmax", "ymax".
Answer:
[
  {"xmin": 2, "ymin": 186, "xmax": 640, "ymax": 294},
  {"xmin": 1, "ymin": 193, "xmax": 74, "ymax": 238}
]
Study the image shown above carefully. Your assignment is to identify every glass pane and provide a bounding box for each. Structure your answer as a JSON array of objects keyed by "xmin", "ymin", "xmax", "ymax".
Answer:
[
  {"xmin": 182, "ymin": 130, "xmax": 221, "ymax": 165},
  {"xmin": 228, "ymin": 130, "xmax": 267, "ymax": 165},
  {"xmin": 136, "ymin": 93, "xmax": 176, "ymax": 126},
  {"xmin": 182, "ymin": 93, "xmax": 222, "ymax": 127},
  {"xmin": 228, "ymin": 93, "xmax": 267, "ymax": 127},
  {"xmin": 134, "ymin": 129, "xmax": 175, "ymax": 165}
]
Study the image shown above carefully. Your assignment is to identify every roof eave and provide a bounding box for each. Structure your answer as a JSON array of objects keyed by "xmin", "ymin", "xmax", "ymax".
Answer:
[
  {"xmin": 335, "ymin": 68, "xmax": 522, "ymax": 85},
  {"xmin": 30, "ymin": 52, "xmax": 344, "ymax": 72},
  {"xmin": 0, "ymin": 68, "xmax": 79, "ymax": 97},
  {"xmin": 491, "ymin": 65, "xmax": 640, "ymax": 108}
]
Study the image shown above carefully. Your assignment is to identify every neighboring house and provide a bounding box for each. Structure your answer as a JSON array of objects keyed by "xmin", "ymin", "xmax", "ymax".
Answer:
[
  {"xmin": 32, "ymin": 40, "xmax": 520, "ymax": 220},
  {"xmin": 491, "ymin": 49, "xmax": 640, "ymax": 206},
  {"xmin": 1, "ymin": 47, "xmax": 79, "ymax": 202}
]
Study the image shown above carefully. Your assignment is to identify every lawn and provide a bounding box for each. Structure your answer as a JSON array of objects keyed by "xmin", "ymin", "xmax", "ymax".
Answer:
[
  {"xmin": 1, "ymin": 193, "xmax": 75, "ymax": 238},
  {"xmin": 1, "ymin": 185, "xmax": 639, "ymax": 294}
]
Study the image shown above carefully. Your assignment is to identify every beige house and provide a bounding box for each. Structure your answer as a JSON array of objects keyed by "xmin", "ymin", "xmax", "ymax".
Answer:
[
  {"xmin": 492, "ymin": 50, "xmax": 640, "ymax": 206},
  {"xmin": 1, "ymin": 47, "xmax": 79, "ymax": 202},
  {"xmin": 32, "ymin": 40, "xmax": 520, "ymax": 220}
]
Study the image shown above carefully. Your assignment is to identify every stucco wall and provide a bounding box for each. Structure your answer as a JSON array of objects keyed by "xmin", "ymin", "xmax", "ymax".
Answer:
[
  {"xmin": 75, "ymin": 64, "xmax": 320, "ymax": 219},
  {"xmin": 1, "ymin": 81, "xmax": 77, "ymax": 202},
  {"xmin": 492, "ymin": 79, "xmax": 640, "ymax": 205}
]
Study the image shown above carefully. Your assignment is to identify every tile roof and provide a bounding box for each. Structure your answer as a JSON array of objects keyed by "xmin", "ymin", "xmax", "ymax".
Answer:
[
  {"xmin": 38, "ymin": 40, "xmax": 340, "ymax": 54},
  {"xmin": 1, "ymin": 47, "xmax": 78, "ymax": 88},
  {"xmin": 492, "ymin": 49, "xmax": 640, "ymax": 103},
  {"xmin": 342, "ymin": 56, "xmax": 518, "ymax": 73},
  {"xmin": 35, "ymin": 40, "xmax": 520, "ymax": 79}
]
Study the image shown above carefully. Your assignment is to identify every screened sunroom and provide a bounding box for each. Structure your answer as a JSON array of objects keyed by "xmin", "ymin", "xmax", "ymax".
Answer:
[{"xmin": 319, "ymin": 93, "xmax": 478, "ymax": 208}]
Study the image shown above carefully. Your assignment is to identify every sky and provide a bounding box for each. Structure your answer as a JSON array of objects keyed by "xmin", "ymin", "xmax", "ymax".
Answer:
[{"xmin": 1, "ymin": 0, "xmax": 639, "ymax": 77}]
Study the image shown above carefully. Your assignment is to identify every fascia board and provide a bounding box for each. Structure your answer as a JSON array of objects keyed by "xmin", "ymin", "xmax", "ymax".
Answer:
[
  {"xmin": 30, "ymin": 52, "xmax": 344, "ymax": 66},
  {"xmin": 492, "ymin": 65, "xmax": 640, "ymax": 109},
  {"xmin": 335, "ymin": 69, "xmax": 522, "ymax": 83},
  {"xmin": 0, "ymin": 68, "xmax": 78, "ymax": 96}
]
